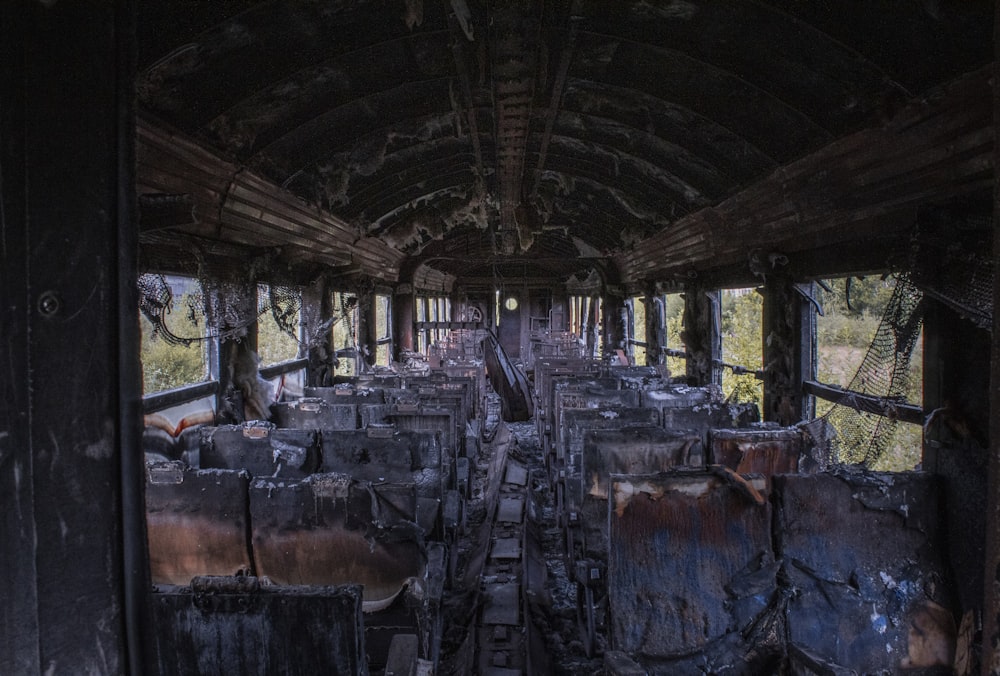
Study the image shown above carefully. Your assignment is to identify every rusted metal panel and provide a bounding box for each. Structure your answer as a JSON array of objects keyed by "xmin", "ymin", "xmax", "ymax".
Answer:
[
  {"xmin": 640, "ymin": 384, "xmax": 720, "ymax": 411},
  {"xmin": 558, "ymin": 406, "xmax": 657, "ymax": 465},
  {"xmin": 607, "ymin": 472, "xmax": 776, "ymax": 666},
  {"xmin": 775, "ymin": 471, "xmax": 957, "ymax": 673},
  {"xmin": 533, "ymin": 359, "xmax": 602, "ymax": 442},
  {"xmin": 201, "ymin": 423, "xmax": 320, "ymax": 478},
  {"xmin": 605, "ymin": 364, "xmax": 671, "ymax": 390},
  {"xmin": 145, "ymin": 462, "xmax": 252, "ymax": 585},
  {"xmin": 150, "ymin": 578, "xmax": 367, "ymax": 676},
  {"xmin": 709, "ymin": 426, "xmax": 808, "ymax": 480},
  {"xmin": 249, "ymin": 473, "xmax": 426, "ymax": 611},
  {"xmin": 271, "ymin": 397, "xmax": 359, "ymax": 430},
  {"xmin": 360, "ymin": 403, "xmax": 393, "ymax": 427}
]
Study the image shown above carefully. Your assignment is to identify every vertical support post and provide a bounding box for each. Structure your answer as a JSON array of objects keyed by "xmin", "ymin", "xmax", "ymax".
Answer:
[
  {"xmin": 393, "ymin": 283, "xmax": 416, "ymax": 360},
  {"xmin": 551, "ymin": 288, "xmax": 568, "ymax": 332},
  {"xmin": 645, "ymin": 282, "xmax": 664, "ymax": 366},
  {"xmin": 982, "ymin": 4, "xmax": 1000, "ymax": 670},
  {"xmin": 209, "ymin": 281, "xmax": 261, "ymax": 422},
  {"xmin": 1, "ymin": 2, "xmax": 146, "ymax": 672},
  {"xmin": 682, "ymin": 287, "xmax": 722, "ymax": 386},
  {"xmin": 761, "ymin": 276, "xmax": 814, "ymax": 425},
  {"xmin": 302, "ymin": 277, "xmax": 335, "ymax": 386},
  {"xmin": 603, "ymin": 288, "xmax": 628, "ymax": 361}
]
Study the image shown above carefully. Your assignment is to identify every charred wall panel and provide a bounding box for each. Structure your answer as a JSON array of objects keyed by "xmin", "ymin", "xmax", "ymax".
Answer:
[
  {"xmin": 775, "ymin": 472, "xmax": 957, "ymax": 672},
  {"xmin": 151, "ymin": 579, "xmax": 367, "ymax": 676},
  {"xmin": 607, "ymin": 472, "xmax": 776, "ymax": 669}
]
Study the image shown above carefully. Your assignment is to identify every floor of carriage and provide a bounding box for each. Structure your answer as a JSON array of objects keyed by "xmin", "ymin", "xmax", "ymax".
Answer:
[{"xmin": 437, "ymin": 411, "xmax": 604, "ymax": 676}]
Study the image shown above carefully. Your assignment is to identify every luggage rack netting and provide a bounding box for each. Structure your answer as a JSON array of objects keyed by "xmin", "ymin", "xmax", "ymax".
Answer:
[
  {"xmin": 138, "ymin": 273, "xmax": 357, "ymax": 352},
  {"xmin": 811, "ymin": 273, "xmax": 924, "ymax": 467}
]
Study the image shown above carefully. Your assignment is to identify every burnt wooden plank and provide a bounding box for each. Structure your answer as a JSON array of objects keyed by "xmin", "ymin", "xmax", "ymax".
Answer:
[
  {"xmin": 775, "ymin": 471, "xmax": 957, "ymax": 672},
  {"xmin": 803, "ymin": 379, "xmax": 923, "ymax": 425},
  {"xmin": 607, "ymin": 472, "xmax": 776, "ymax": 664},
  {"xmin": 622, "ymin": 67, "xmax": 992, "ymax": 282}
]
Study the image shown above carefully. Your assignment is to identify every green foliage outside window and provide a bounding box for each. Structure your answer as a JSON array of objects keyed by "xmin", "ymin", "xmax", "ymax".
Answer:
[
  {"xmin": 720, "ymin": 289, "xmax": 763, "ymax": 405},
  {"xmin": 140, "ymin": 293, "xmax": 208, "ymax": 394},
  {"xmin": 815, "ymin": 276, "xmax": 922, "ymax": 471}
]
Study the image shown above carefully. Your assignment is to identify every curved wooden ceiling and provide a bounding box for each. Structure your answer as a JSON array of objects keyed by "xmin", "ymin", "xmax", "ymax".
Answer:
[{"xmin": 136, "ymin": 0, "xmax": 993, "ymax": 287}]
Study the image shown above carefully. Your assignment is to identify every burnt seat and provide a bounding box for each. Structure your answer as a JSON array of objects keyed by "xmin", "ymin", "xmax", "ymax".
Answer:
[{"xmin": 145, "ymin": 461, "xmax": 252, "ymax": 585}]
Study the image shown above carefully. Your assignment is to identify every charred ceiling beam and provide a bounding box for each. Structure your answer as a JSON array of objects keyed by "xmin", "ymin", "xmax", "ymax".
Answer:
[
  {"xmin": 138, "ymin": 193, "xmax": 196, "ymax": 232},
  {"xmin": 529, "ymin": 3, "xmax": 579, "ymax": 202},
  {"xmin": 621, "ymin": 66, "xmax": 993, "ymax": 286},
  {"xmin": 136, "ymin": 115, "xmax": 403, "ymax": 281},
  {"xmin": 490, "ymin": 1, "xmax": 542, "ymax": 254},
  {"xmin": 447, "ymin": 6, "xmax": 485, "ymax": 198}
]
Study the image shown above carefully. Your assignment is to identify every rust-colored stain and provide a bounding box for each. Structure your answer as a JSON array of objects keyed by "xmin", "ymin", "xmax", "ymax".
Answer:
[
  {"xmin": 608, "ymin": 473, "xmax": 774, "ymax": 657},
  {"xmin": 147, "ymin": 515, "xmax": 251, "ymax": 585}
]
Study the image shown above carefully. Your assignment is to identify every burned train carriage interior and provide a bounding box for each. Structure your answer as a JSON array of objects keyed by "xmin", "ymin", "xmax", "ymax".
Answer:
[{"xmin": 4, "ymin": 1, "xmax": 1000, "ymax": 675}]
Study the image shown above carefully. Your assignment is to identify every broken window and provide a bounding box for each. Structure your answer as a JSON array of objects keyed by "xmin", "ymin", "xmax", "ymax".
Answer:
[
  {"xmin": 663, "ymin": 293, "xmax": 685, "ymax": 376},
  {"xmin": 629, "ymin": 295, "xmax": 646, "ymax": 366},
  {"xmin": 720, "ymin": 287, "xmax": 763, "ymax": 405},
  {"xmin": 813, "ymin": 276, "xmax": 923, "ymax": 471},
  {"xmin": 330, "ymin": 291, "xmax": 359, "ymax": 377},
  {"xmin": 139, "ymin": 274, "xmax": 211, "ymax": 394},
  {"xmin": 257, "ymin": 284, "xmax": 301, "ymax": 366},
  {"xmin": 374, "ymin": 293, "xmax": 392, "ymax": 366}
]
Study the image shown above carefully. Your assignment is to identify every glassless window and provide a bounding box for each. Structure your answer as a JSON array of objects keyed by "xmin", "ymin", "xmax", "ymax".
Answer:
[
  {"xmin": 257, "ymin": 284, "xmax": 301, "ymax": 366},
  {"xmin": 139, "ymin": 275, "xmax": 210, "ymax": 394},
  {"xmin": 331, "ymin": 291, "xmax": 359, "ymax": 376},
  {"xmin": 720, "ymin": 288, "xmax": 762, "ymax": 405},
  {"xmin": 375, "ymin": 293, "xmax": 391, "ymax": 366},
  {"xmin": 814, "ymin": 276, "xmax": 922, "ymax": 470}
]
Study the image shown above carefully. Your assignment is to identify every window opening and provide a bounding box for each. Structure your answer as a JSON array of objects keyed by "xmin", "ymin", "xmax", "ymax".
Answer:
[
  {"xmin": 138, "ymin": 274, "xmax": 210, "ymax": 394},
  {"xmin": 330, "ymin": 291, "xmax": 359, "ymax": 377},
  {"xmin": 630, "ymin": 295, "xmax": 646, "ymax": 366},
  {"xmin": 720, "ymin": 288, "xmax": 763, "ymax": 406},
  {"xmin": 663, "ymin": 293, "xmax": 686, "ymax": 376},
  {"xmin": 810, "ymin": 274, "xmax": 923, "ymax": 471},
  {"xmin": 374, "ymin": 293, "xmax": 392, "ymax": 367},
  {"xmin": 257, "ymin": 284, "xmax": 301, "ymax": 366}
]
